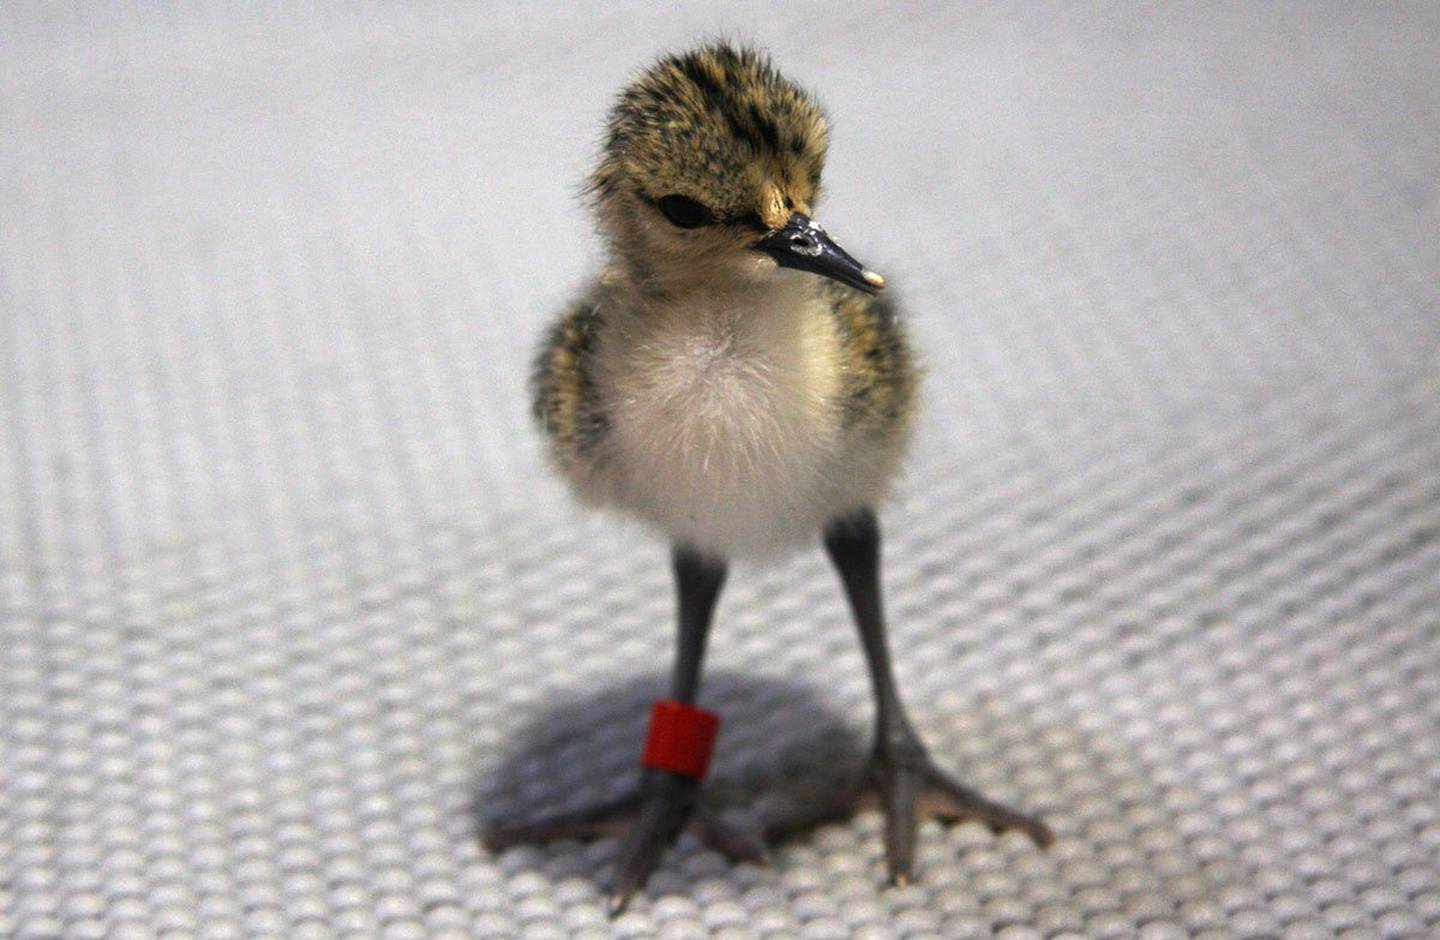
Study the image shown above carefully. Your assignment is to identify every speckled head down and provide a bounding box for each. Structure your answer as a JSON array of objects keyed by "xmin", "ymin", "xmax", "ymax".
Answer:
[{"xmin": 591, "ymin": 42, "xmax": 830, "ymax": 234}]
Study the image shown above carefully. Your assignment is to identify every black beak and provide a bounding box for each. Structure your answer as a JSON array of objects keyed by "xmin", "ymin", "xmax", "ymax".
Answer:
[{"xmin": 754, "ymin": 214, "xmax": 886, "ymax": 294}]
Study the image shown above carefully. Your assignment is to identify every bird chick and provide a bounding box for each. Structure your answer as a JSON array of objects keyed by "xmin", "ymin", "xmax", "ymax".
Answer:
[
  {"xmin": 490, "ymin": 41, "xmax": 1050, "ymax": 914},
  {"xmin": 539, "ymin": 44, "xmax": 902, "ymax": 557}
]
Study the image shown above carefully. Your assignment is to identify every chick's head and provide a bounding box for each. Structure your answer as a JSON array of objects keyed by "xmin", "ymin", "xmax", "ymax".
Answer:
[{"xmin": 592, "ymin": 42, "xmax": 832, "ymax": 291}]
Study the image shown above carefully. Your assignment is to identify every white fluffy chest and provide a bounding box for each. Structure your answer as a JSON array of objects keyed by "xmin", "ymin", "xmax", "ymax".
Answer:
[{"xmin": 593, "ymin": 292, "xmax": 848, "ymax": 554}]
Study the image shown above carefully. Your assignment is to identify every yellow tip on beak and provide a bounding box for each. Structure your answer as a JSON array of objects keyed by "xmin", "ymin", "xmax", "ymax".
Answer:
[{"xmin": 862, "ymin": 270, "xmax": 886, "ymax": 290}]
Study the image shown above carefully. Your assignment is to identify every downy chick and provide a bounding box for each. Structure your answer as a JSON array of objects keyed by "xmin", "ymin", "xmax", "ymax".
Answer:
[{"xmin": 491, "ymin": 41, "xmax": 1050, "ymax": 915}]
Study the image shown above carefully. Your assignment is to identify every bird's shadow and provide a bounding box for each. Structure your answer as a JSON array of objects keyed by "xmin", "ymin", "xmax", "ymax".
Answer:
[
  {"xmin": 470, "ymin": 666, "xmax": 1249, "ymax": 929},
  {"xmin": 472, "ymin": 671, "xmax": 868, "ymax": 895}
]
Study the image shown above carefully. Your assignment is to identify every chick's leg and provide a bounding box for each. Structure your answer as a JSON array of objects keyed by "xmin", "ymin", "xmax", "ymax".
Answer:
[
  {"xmin": 483, "ymin": 546, "xmax": 763, "ymax": 917},
  {"xmin": 605, "ymin": 545, "xmax": 767, "ymax": 913},
  {"xmin": 821, "ymin": 509, "xmax": 1053, "ymax": 885}
]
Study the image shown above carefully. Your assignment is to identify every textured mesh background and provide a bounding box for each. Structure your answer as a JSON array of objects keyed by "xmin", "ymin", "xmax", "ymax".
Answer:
[{"xmin": 3, "ymin": 3, "xmax": 1440, "ymax": 939}]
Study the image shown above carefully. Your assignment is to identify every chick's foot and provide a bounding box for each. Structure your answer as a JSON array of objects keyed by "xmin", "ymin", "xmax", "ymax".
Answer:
[
  {"xmin": 483, "ymin": 769, "xmax": 766, "ymax": 916},
  {"xmin": 767, "ymin": 743, "xmax": 1052, "ymax": 886}
]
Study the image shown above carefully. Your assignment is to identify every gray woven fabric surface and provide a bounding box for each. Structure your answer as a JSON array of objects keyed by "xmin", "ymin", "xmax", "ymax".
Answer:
[{"xmin": 3, "ymin": 3, "xmax": 1439, "ymax": 939}]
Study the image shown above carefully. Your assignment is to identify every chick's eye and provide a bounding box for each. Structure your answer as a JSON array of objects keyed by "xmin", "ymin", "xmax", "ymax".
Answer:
[{"xmin": 658, "ymin": 194, "xmax": 712, "ymax": 229}]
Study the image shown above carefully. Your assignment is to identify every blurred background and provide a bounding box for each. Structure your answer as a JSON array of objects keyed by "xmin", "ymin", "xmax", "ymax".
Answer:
[{"xmin": 2, "ymin": 3, "xmax": 1438, "ymax": 938}]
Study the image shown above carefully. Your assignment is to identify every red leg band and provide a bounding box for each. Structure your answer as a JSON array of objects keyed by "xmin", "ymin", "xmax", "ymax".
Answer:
[{"xmin": 641, "ymin": 700, "xmax": 719, "ymax": 779}]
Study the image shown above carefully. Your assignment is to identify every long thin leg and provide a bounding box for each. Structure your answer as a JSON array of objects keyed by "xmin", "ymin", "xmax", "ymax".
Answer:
[
  {"xmin": 486, "ymin": 544, "xmax": 762, "ymax": 917},
  {"xmin": 669, "ymin": 545, "xmax": 726, "ymax": 702},
  {"xmin": 823, "ymin": 509, "xmax": 917, "ymax": 751},
  {"xmin": 607, "ymin": 546, "xmax": 725, "ymax": 911},
  {"xmin": 607, "ymin": 546, "xmax": 765, "ymax": 913},
  {"xmin": 823, "ymin": 508, "xmax": 1052, "ymax": 885}
]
